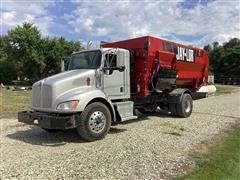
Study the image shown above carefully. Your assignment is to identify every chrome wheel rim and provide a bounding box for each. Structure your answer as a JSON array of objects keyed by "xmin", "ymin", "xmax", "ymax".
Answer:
[
  {"xmin": 89, "ymin": 111, "xmax": 106, "ymax": 133},
  {"xmin": 185, "ymin": 100, "xmax": 191, "ymax": 113}
]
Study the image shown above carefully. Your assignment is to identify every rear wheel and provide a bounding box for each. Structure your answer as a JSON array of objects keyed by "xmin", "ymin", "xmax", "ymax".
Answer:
[
  {"xmin": 170, "ymin": 93, "xmax": 193, "ymax": 118},
  {"xmin": 176, "ymin": 93, "xmax": 193, "ymax": 117},
  {"xmin": 77, "ymin": 102, "xmax": 111, "ymax": 141}
]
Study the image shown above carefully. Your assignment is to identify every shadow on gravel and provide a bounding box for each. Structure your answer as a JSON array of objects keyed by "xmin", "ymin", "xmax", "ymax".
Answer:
[
  {"xmin": 6, "ymin": 110, "xmax": 173, "ymax": 146},
  {"xmin": 109, "ymin": 127, "xmax": 127, "ymax": 134},
  {"xmin": 7, "ymin": 127, "xmax": 86, "ymax": 146},
  {"xmin": 193, "ymin": 112, "xmax": 240, "ymax": 119},
  {"xmin": 6, "ymin": 126, "xmax": 128, "ymax": 146},
  {"xmin": 119, "ymin": 110, "xmax": 172, "ymax": 125}
]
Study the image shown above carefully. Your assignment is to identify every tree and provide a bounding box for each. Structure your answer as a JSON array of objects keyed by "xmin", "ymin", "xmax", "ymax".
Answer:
[
  {"xmin": 223, "ymin": 38, "xmax": 240, "ymax": 50},
  {"xmin": 7, "ymin": 22, "xmax": 45, "ymax": 81},
  {"xmin": 1, "ymin": 22, "xmax": 82, "ymax": 83},
  {"xmin": 41, "ymin": 37, "xmax": 81, "ymax": 78},
  {"xmin": 0, "ymin": 60, "xmax": 17, "ymax": 84},
  {"xmin": 203, "ymin": 44, "xmax": 212, "ymax": 54},
  {"xmin": 221, "ymin": 45, "xmax": 240, "ymax": 75},
  {"xmin": 0, "ymin": 35, "xmax": 17, "ymax": 84},
  {"xmin": 205, "ymin": 38, "xmax": 240, "ymax": 76}
]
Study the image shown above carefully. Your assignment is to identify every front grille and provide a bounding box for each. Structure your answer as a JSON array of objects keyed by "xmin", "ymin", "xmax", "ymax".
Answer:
[
  {"xmin": 42, "ymin": 85, "xmax": 52, "ymax": 108},
  {"xmin": 32, "ymin": 83, "xmax": 52, "ymax": 109},
  {"xmin": 32, "ymin": 84, "xmax": 41, "ymax": 107}
]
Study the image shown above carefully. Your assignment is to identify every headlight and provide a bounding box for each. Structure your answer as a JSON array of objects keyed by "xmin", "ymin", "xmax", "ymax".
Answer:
[{"xmin": 57, "ymin": 100, "xmax": 79, "ymax": 111}]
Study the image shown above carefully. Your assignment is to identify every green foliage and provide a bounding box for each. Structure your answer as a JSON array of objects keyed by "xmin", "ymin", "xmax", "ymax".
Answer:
[
  {"xmin": 0, "ymin": 35, "xmax": 17, "ymax": 84},
  {"xmin": 177, "ymin": 123, "xmax": 240, "ymax": 180},
  {"xmin": 0, "ymin": 22, "xmax": 81, "ymax": 84},
  {"xmin": 204, "ymin": 38, "xmax": 240, "ymax": 76},
  {"xmin": 6, "ymin": 23, "xmax": 44, "ymax": 80},
  {"xmin": 0, "ymin": 60, "xmax": 17, "ymax": 84},
  {"xmin": 41, "ymin": 37, "xmax": 81, "ymax": 77}
]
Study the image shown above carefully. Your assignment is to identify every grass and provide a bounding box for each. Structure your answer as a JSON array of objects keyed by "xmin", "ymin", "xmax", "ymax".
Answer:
[
  {"xmin": 214, "ymin": 84, "xmax": 239, "ymax": 96},
  {"xmin": 0, "ymin": 84, "xmax": 238, "ymax": 119},
  {"xmin": 0, "ymin": 88, "xmax": 31, "ymax": 118},
  {"xmin": 177, "ymin": 123, "xmax": 240, "ymax": 180}
]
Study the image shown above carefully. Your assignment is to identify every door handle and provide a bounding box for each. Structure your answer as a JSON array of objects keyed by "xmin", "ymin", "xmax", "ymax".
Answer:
[{"xmin": 120, "ymin": 87, "xmax": 123, "ymax": 92}]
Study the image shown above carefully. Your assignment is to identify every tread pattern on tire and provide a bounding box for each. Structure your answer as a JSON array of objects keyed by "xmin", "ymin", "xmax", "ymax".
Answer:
[{"xmin": 170, "ymin": 93, "xmax": 193, "ymax": 118}]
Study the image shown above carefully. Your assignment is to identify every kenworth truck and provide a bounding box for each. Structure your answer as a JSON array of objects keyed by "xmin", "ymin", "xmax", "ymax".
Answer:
[{"xmin": 18, "ymin": 36, "xmax": 209, "ymax": 141}]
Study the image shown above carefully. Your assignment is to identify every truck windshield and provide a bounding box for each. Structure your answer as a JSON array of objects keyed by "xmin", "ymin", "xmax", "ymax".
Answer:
[{"xmin": 68, "ymin": 50, "xmax": 102, "ymax": 70}]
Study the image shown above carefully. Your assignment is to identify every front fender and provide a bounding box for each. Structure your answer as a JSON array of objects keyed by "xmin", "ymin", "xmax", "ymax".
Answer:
[
  {"xmin": 54, "ymin": 88, "xmax": 116, "ymax": 121},
  {"xmin": 76, "ymin": 89, "xmax": 110, "ymax": 112},
  {"xmin": 54, "ymin": 88, "xmax": 106, "ymax": 111}
]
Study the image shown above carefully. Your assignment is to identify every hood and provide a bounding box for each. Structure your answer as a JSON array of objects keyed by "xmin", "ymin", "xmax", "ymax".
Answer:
[
  {"xmin": 32, "ymin": 69, "xmax": 96, "ymax": 110},
  {"xmin": 40, "ymin": 69, "xmax": 95, "ymax": 87}
]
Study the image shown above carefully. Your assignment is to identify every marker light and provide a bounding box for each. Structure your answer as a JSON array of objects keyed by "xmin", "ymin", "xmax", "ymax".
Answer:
[{"xmin": 86, "ymin": 77, "xmax": 91, "ymax": 86}]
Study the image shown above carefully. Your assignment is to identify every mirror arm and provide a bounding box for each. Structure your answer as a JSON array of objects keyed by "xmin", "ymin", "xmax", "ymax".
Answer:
[{"xmin": 102, "ymin": 66, "xmax": 125, "ymax": 72}]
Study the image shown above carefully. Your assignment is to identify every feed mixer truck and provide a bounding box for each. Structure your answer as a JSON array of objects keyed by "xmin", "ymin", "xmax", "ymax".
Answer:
[{"xmin": 18, "ymin": 36, "xmax": 209, "ymax": 141}]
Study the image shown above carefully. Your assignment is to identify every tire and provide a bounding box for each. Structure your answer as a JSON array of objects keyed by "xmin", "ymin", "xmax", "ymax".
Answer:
[
  {"xmin": 176, "ymin": 93, "xmax": 193, "ymax": 118},
  {"xmin": 77, "ymin": 102, "xmax": 111, "ymax": 141}
]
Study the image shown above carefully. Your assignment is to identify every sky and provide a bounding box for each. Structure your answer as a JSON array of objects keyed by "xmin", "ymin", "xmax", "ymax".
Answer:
[{"xmin": 1, "ymin": 0, "xmax": 240, "ymax": 48}]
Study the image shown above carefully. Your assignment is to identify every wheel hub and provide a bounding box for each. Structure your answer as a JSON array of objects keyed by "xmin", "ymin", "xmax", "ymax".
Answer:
[{"xmin": 89, "ymin": 111, "xmax": 106, "ymax": 133}]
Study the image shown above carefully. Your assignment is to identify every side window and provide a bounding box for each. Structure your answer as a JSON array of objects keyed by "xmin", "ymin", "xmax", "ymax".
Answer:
[
  {"xmin": 173, "ymin": 44, "xmax": 178, "ymax": 54},
  {"xmin": 105, "ymin": 54, "xmax": 117, "ymax": 67},
  {"xmin": 162, "ymin": 42, "xmax": 166, "ymax": 51},
  {"xmin": 166, "ymin": 42, "xmax": 173, "ymax": 52}
]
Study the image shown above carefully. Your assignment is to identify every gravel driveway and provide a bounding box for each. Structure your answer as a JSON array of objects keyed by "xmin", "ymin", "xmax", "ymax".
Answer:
[{"xmin": 1, "ymin": 91, "xmax": 240, "ymax": 179}]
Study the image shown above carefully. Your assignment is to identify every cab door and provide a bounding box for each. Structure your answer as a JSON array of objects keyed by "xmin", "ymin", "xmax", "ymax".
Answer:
[{"xmin": 103, "ymin": 50, "xmax": 126, "ymax": 99}]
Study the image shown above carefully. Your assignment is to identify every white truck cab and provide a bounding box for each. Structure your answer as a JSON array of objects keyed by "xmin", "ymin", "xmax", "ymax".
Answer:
[{"xmin": 18, "ymin": 48, "xmax": 136, "ymax": 141}]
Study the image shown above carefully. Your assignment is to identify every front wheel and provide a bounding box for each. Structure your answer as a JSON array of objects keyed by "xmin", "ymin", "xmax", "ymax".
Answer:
[{"xmin": 77, "ymin": 102, "xmax": 111, "ymax": 141}]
